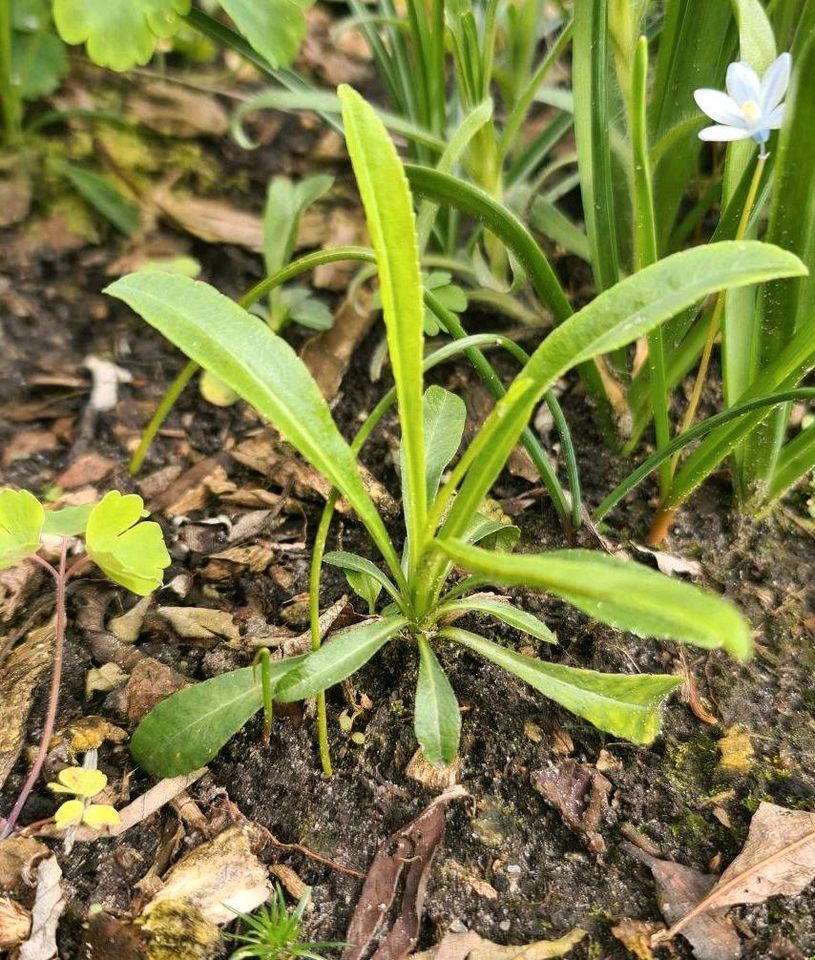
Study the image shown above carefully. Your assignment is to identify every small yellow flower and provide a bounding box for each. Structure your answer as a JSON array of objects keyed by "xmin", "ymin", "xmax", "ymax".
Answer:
[{"xmin": 48, "ymin": 766, "xmax": 120, "ymax": 832}]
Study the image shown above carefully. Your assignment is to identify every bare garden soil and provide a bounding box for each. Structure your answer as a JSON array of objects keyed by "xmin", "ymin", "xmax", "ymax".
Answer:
[{"xmin": 1, "ymin": 65, "xmax": 814, "ymax": 960}]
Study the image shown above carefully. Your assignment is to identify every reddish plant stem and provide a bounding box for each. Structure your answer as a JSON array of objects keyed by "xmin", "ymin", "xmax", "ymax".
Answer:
[{"xmin": 1, "ymin": 541, "xmax": 68, "ymax": 838}]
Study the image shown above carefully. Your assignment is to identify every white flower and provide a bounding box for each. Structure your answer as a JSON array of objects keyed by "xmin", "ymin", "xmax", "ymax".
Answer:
[{"xmin": 694, "ymin": 52, "xmax": 791, "ymax": 156}]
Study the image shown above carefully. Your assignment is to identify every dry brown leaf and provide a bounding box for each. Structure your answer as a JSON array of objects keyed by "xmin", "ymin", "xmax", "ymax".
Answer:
[
  {"xmin": 610, "ymin": 919, "xmax": 661, "ymax": 960},
  {"xmin": 533, "ymin": 760, "xmax": 611, "ymax": 854},
  {"xmin": 127, "ymin": 82, "xmax": 229, "ymax": 138},
  {"xmin": 144, "ymin": 825, "xmax": 271, "ymax": 925},
  {"xmin": 663, "ymin": 802, "xmax": 815, "ymax": 943},
  {"xmin": 154, "ymin": 607, "xmax": 240, "ymax": 644},
  {"xmin": 623, "ymin": 842, "xmax": 741, "ymax": 960},
  {"xmin": 114, "ymin": 657, "xmax": 188, "ymax": 723},
  {"xmin": 0, "ymin": 620, "xmax": 53, "ymax": 791},
  {"xmin": 631, "ymin": 544, "xmax": 703, "ymax": 578},
  {"xmin": 152, "ymin": 186, "xmax": 263, "ymax": 251},
  {"xmin": 0, "ymin": 896, "xmax": 31, "ymax": 950},
  {"xmin": 18, "ymin": 856, "xmax": 64, "ymax": 960},
  {"xmin": 55, "ymin": 452, "xmax": 116, "ymax": 489},
  {"xmin": 206, "ymin": 544, "xmax": 275, "ymax": 574},
  {"xmin": 343, "ymin": 786, "xmax": 467, "ymax": 960},
  {"xmin": 2, "ymin": 430, "xmax": 59, "ymax": 467},
  {"xmin": 300, "ymin": 291, "xmax": 375, "ymax": 401},
  {"xmin": 413, "ymin": 929, "xmax": 587, "ymax": 960},
  {"xmin": 108, "ymin": 595, "xmax": 153, "ymax": 644},
  {"xmin": 0, "ymin": 838, "xmax": 49, "ymax": 893}
]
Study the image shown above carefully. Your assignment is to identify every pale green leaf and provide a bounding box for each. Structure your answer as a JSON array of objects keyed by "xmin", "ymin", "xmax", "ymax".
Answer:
[
  {"xmin": 0, "ymin": 489, "xmax": 44, "ymax": 569},
  {"xmin": 323, "ymin": 551, "xmax": 400, "ymax": 604},
  {"xmin": 344, "ymin": 569, "xmax": 383, "ymax": 615},
  {"xmin": 42, "ymin": 503, "xmax": 94, "ymax": 537},
  {"xmin": 276, "ymin": 616, "xmax": 407, "ymax": 702},
  {"xmin": 421, "ymin": 386, "xmax": 467, "ymax": 502},
  {"xmin": 218, "ymin": 0, "xmax": 311, "ymax": 70},
  {"xmin": 437, "ymin": 540, "xmax": 752, "ymax": 659},
  {"xmin": 85, "ymin": 491, "xmax": 170, "ymax": 596},
  {"xmin": 13, "ymin": 29, "xmax": 69, "ymax": 100},
  {"xmin": 339, "ymin": 85, "xmax": 426, "ymax": 573},
  {"xmin": 55, "ymin": 162, "xmax": 139, "ymax": 235},
  {"xmin": 443, "ymin": 627, "xmax": 682, "ymax": 744},
  {"xmin": 415, "ymin": 637, "xmax": 460, "ymax": 766},
  {"xmin": 53, "ymin": 0, "xmax": 191, "ymax": 70}
]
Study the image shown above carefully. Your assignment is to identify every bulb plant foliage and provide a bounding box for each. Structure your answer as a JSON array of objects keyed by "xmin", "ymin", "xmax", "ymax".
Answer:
[
  {"xmin": 0, "ymin": 489, "xmax": 170, "ymax": 836},
  {"xmin": 107, "ymin": 86, "xmax": 807, "ymax": 781}
]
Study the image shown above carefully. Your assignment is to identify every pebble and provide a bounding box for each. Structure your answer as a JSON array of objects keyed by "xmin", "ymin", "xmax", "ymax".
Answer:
[{"xmin": 506, "ymin": 864, "xmax": 521, "ymax": 875}]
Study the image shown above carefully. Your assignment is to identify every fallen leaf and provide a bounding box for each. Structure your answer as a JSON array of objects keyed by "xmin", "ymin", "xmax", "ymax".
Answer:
[
  {"xmin": 144, "ymin": 825, "xmax": 271, "ymax": 925},
  {"xmin": 0, "ymin": 621, "xmax": 53, "ymax": 791},
  {"xmin": 108, "ymin": 595, "xmax": 154, "ymax": 644},
  {"xmin": 623, "ymin": 842, "xmax": 741, "ymax": 960},
  {"xmin": 610, "ymin": 919, "xmax": 661, "ymax": 960},
  {"xmin": 662, "ymin": 803, "xmax": 815, "ymax": 944},
  {"xmin": 1, "ymin": 431, "xmax": 59, "ymax": 467},
  {"xmin": 631, "ymin": 544, "xmax": 703, "ymax": 578},
  {"xmin": 86, "ymin": 662, "xmax": 129, "ymax": 698},
  {"xmin": 152, "ymin": 186, "xmax": 263, "ymax": 252},
  {"xmin": 154, "ymin": 607, "xmax": 240, "ymax": 644},
  {"xmin": 56, "ymin": 452, "xmax": 116, "ymax": 489},
  {"xmin": 300, "ymin": 291, "xmax": 375, "ymax": 401},
  {"xmin": 114, "ymin": 657, "xmax": 188, "ymax": 723},
  {"xmin": 127, "ymin": 82, "xmax": 229, "ymax": 138},
  {"xmin": 0, "ymin": 838, "xmax": 49, "ymax": 893},
  {"xmin": 532, "ymin": 760, "xmax": 611, "ymax": 854},
  {"xmin": 413, "ymin": 929, "xmax": 587, "ymax": 960},
  {"xmin": 717, "ymin": 725, "xmax": 754, "ymax": 775},
  {"xmin": 0, "ymin": 896, "xmax": 31, "ymax": 950},
  {"xmin": 343, "ymin": 786, "xmax": 467, "ymax": 960},
  {"xmin": 18, "ymin": 855, "xmax": 64, "ymax": 960},
  {"xmin": 205, "ymin": 544, "xmax": 275, "ymax": 575}
]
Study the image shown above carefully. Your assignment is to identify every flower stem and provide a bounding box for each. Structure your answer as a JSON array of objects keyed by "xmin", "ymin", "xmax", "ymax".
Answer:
[
  {"xmin": 1, "ymin": 541, "xmax": 68, "ymax": 838},
  {"xmin": 650, "ymin": 152, "xmax": 767, "ymax": 543}
]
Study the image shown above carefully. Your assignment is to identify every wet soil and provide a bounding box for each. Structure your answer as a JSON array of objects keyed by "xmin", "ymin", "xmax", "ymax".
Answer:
[{"xmin": 1, "ymin": 100, "xmax": 814, "ymax": 960}]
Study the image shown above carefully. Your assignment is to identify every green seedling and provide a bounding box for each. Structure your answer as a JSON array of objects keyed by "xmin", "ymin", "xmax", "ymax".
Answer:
[
  {"xmin": 0, "ymin": 489, "xmax": 170, "ymax": 837},
  {"xmin": 110, "ymin": 87, "xmax": 802, "ymax": 781},
  {"xmin": 228, "ymin": 885, "xmax": 345, "ymax": 960}
]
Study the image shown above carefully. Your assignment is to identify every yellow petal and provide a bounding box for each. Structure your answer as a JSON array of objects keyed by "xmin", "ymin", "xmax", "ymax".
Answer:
[
  {"xmin": 54, "ymin": 799, "xmax": 84, "ymax": 829},
  {"xmin": 48, "ymin": 782, "xmax": 77, "ymax": 794},
  {"xmin": 56, "ymin": 767, "xmax": 107, "ymax": 798},
  {"xmin": 82, "ymin": 804, "xmax": 120, "ymax": 829}
]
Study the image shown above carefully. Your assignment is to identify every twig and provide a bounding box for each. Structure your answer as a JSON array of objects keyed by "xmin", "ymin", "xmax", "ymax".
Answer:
[{"xmin": 267, "ymin": 833, "xmax": 366, "ymax": 879}]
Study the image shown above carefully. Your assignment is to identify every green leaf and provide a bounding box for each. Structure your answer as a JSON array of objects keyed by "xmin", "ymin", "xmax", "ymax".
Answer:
[
  {"xmin": 442, "ymin": 627, "xmax": 682, "ymax": 744},
  {"xmin": 85, "ymin": 491, "xmax": 170, "ymax": 596},
  {"xmin": 199, "ymin": 369, "xmax": 240, "ymax": 407},
  {"xmin": 130, "ymin": 659, "xmax": 303, "ymax": 777},
  {"xmin": 415, "ymin": 637, "xmax": 460, "ymax": 766},
  {"xmin": 53, "ymin": 0, "xmax": 191, "ymax": 70},
  {"xmin": 421, "ymin": 386, "xmax": 466, "ymax": 503},
  {"xmin": 323, "ymin": 551, "xmax": 400, "ymax": 605},
  {"xmin": 440, "ymin": 242, "xmax": 807, "ymax": 547},
  {"xmin": 436, "ymin": 540, "xmax": 752, "ymax": 660},
  {"xmin": 217, "ymin": 0, "xmax": 311, "ymax": 70},
  {"xmin": 12, "ymin": 28, "xmax": 69, "ymax": 100},
  {"xmin": 339, "ymin": 85, "xmax": 427, "ymax": 573},
  {"xmin": 276, "ymin": 616, "xmax": 407, "ymax": 702},
  {"xmin": 462, "ymin": 513, "xmax": 520, "ymax": 552},
  {"xmin": 0, "ymin": 489, "xmax": 44, "ymax": 569},
  {"xmin": 344, "ymin": 569, "xmax": 383, "ymax": 616},
  {"xmin": 264, "ymin": 175, "xmax": 333, "ymax": 278},
  {"xmin": 42, "ymin": 503, "xmax": 94, "ymax": 537},
  {"xmin": 54, "ymin": 162, "xmax": 139, "ymax": 235},
  {"xmin": 284, "ymin": 288, "xmax": 333, "ymax": 331},
  {"xmin": 439, "ymin": 596, "xmax": 556, "ymax": 644},
  {"xmin": 104, "ymin": 272, "xmax": 402, "ymax": 583}
]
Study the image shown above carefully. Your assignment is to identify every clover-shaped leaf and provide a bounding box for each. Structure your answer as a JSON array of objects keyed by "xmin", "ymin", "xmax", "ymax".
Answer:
[
  {"xmin": 53, "ymin": 0, "xmax": 191, "ymax": 71},
  {"xmin": 49, "ymin": 767, "xmax": 120, "ymax": 830},
  {"xmin": 0, "ymin": 489, "xmax": 44, "ymax": 570},
  {"xmin": 85, "ymin": 491, "xmax": 170, "ymax": 595},
  {"xmin": 48, "ymin": 767, "xmax": 107, "ymax": 798}
]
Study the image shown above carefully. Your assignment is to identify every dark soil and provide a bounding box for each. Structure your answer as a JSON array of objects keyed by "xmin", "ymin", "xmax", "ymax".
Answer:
[{"xmin": 1, "ymin": 75, "xmax": 814, "ymax": 960}]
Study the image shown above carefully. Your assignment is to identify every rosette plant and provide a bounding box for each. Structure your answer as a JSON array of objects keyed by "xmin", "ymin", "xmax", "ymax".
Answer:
[{"xmin": 108, "ymin": 86, "xmax": 803, "ymax": 780}]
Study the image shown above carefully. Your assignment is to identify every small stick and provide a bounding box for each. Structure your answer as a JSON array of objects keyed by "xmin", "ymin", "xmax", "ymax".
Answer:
[{"xmin": 266, "ymin": 833, "xmax": 365, "ymax": 879}]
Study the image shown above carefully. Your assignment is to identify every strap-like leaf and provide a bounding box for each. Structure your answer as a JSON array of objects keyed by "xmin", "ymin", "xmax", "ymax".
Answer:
[
  {"xmin": 105, "ymin": 272, "xmax": 402, "ymax": 584},
  {"xmin": 415, "ymin": 637, "xmax": 461, "ymax": 767},
  {"xmin": 436, "ymin": 540, "xmax": 752, "ymax": 659},
  {"xmin": 438, "ymin": 596, "xmax": 556, "ymax": 644},
  {"xmin": 442, "ymin": 628, "xmax": 682, "ymax": 744},
  {"xmin": 276, "ymin": 616, "xmax": 408, "ymax": 702}
]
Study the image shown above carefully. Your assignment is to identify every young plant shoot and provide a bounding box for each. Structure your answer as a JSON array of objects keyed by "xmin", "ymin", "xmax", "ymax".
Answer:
[
  {"xmin": 108, "ymin": 86, "xmax": 809, "ymax": 782},
  {"xmin": 0, "ymin": 489, "xmax": 170, "ymax": 836}
]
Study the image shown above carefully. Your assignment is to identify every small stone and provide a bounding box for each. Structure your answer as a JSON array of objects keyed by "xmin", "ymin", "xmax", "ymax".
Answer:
[
  {"xmin": 506, "ymin": 864, "xmax": 521, "ymax": 875},
  {"xmin": 499, "ymin": 921, "xmax": 511, "ymax": 932},
  {"xmin": 449, "ymin": 919, "xmax": 469, "ymax": 934}
]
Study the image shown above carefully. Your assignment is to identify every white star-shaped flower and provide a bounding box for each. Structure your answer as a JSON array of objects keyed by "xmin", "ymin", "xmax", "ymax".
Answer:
[{"xmin": 694, "ymin": 52, "xmax": 791, "ymax": 156}]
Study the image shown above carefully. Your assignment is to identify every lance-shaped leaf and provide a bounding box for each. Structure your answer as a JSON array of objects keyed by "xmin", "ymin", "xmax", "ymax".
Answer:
[
  {"xmin": 438, "ymin": 595, "xmax": 557, "ymax": 644},
  {"xmin": 276, "ymin": 616, "xmax": 408, "ymax": 702},
  {"xmin": 421, "ymin": 386, "xmax": 467, "ymax": 502},
  {"xmin": 442, "ymin": 628, "xmax": 682, "ymax": 744},
  {"xmin": 323, "ymin": 551, "xmax": 401, "ymax": 604},
  {"xmin": 131, "ymin": 659, "xmax": 303, "ymax": 778},
  {"xmin": 415, "ymin": 637, "xmax": 460, "ymax": 767},
  {"xmin": 85, "ymin": 491, "xmax": 170, "ymax": 596},
  {"xmin": 437, "ymin": 540, "xmax": 752, "ymax": 659},
  {"xmin": 0, "ymin": 489, "xmax": 44, "ymax": 569}
]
